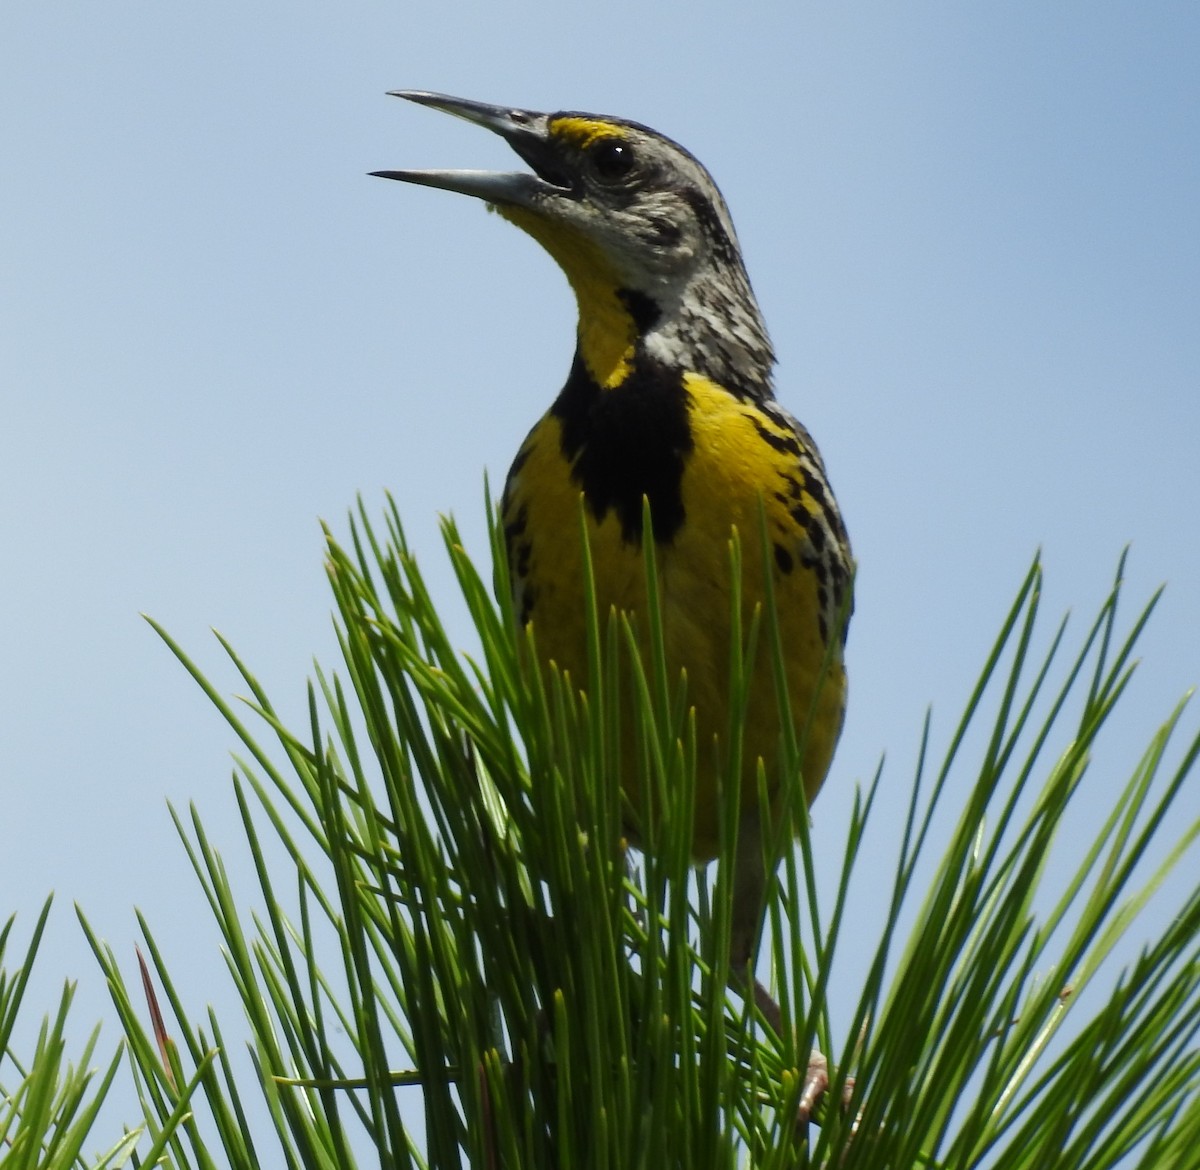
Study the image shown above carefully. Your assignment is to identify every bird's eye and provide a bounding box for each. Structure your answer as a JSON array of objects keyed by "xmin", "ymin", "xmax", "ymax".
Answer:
[{"xmin": 590, "ymin": 138, "xmax": 635, "ymax": 181}]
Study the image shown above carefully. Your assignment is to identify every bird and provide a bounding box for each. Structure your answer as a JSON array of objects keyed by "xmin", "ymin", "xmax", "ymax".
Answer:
[{"xmin": 374, "ymin": 90, "xmax": 853, "ymax": 1120}]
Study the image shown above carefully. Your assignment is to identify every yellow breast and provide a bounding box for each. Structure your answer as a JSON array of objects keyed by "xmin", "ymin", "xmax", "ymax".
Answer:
[{"xmin": 503, "ymin": 369, "xmax": 849, "ymax": 859}]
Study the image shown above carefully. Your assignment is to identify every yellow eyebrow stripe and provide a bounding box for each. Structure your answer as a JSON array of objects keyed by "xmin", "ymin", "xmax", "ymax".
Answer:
[{"xmin": 548, "ymin": 116, "xmax": 626, "ymax": 147}]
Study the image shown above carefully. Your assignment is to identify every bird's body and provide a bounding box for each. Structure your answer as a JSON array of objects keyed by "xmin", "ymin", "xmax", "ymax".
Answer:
[
  {"xmin": 376, "ymin": 95, "xmax": 853, "ymax": 1048},
  {"xmin": 502, "ymin": 322, "xmax": 850, "ymax": 861}
]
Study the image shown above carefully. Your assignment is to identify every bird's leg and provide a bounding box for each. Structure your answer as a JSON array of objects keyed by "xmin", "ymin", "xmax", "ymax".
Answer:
[
  {"xmin": 730, "ymin": 812, "xmax": 853, "ymax": 1129},
  {"xmin": 746, "ymin": 971, "xmax": 849, "ymax": 1130}
]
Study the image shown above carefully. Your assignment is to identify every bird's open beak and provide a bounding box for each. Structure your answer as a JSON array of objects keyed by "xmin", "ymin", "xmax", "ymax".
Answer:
[{"xmin": 372, "ymin": 91, "xmax": 574, "ymax": 206}]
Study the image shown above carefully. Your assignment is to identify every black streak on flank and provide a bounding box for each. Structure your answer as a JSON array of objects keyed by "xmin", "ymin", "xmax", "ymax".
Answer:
[
  {"xmin": 751, "ymin": 416, "xmax": 803, "ymax": 459},
  {"xmin": 506, "ymin": 444, "xmax": 532, "ymax": 482},
  {"xmin": 503, "ymin": 501, "xmax": 528, "ymax": 538},
  {"xmin": 552, "ymin": 351, "xmax": 693, "ymax": 545}
]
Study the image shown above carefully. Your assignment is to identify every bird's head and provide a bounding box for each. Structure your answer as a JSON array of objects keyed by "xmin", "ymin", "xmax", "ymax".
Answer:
[{"xmin": 375, "ymin": 91, "xmax": 774, "ymax": 394}]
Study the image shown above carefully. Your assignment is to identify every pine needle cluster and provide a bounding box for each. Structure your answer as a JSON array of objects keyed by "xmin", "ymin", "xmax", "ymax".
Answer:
[{"xmin": 4, "ymin": 495, "xmax": 1199, "ymax": 1167}]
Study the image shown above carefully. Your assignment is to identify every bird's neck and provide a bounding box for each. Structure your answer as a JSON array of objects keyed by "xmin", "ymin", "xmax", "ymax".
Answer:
[
  {"xmin": 499, "ymin": 205, "xmax": 775, "ymax": 397},
  {"xmin": 571, "ymin": 271, "xmax": 776, "ymax": 401},
  {"xmin": 570, "ymin": 273, "xmax": 641, "ymax": 390},
  {"xmin": 642, "ymin": 268, "xmax": 775, "ymax": 401}
]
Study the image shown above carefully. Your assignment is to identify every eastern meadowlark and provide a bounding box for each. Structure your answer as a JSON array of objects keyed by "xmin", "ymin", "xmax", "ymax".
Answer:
[{"xmin": 375, "ymin": 91, "xmax": 853, "ymax": 1115}]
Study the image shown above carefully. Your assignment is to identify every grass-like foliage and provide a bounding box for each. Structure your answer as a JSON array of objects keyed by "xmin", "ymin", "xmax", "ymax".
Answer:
[
  {"xmin": 68, "ymin": 497, "xmax": 1200, "ymax": 1169},
  {"xmin": 0, "ymin": 899, "xmax": 137, "ymax": 1169}
]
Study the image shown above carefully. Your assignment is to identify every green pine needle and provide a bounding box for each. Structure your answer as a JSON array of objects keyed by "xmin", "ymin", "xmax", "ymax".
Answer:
[{"xmin": 36, "ymin": 498, "xmax": 1199, "ymax": 1168}]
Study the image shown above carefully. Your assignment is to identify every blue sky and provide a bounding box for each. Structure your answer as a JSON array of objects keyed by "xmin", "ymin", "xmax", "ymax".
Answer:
[{"xmin": 3, "ymin": 0, "xmax": 1198, "ymax": 1154}]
